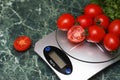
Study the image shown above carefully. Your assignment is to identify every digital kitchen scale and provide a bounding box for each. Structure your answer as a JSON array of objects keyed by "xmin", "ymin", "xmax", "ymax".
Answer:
[{"xmin": 34, "ymin": 30, "xmax": 120, "ymax": 80}]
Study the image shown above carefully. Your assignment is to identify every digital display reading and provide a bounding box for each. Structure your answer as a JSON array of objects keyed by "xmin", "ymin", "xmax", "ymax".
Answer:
[{"xmin": 49, "ymin": 51, "xmax": 66, "ymax": 69}]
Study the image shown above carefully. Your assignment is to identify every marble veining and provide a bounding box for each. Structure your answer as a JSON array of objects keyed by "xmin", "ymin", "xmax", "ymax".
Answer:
[{"xmin": 0, "ymin": 0, "xmax": 120, "ymax": 80}]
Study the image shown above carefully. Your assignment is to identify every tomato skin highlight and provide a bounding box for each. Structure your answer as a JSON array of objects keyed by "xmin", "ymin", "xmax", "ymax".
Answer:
[
  {"xmin": 57, "ymin": 13, "xmax": 75, "ymax": 31},
  {"xmin": 67, "ymin": 25, "xmax": 86, "ymax": 43},
  {"xmin": 84, "ymin": 4, "xmax": 103, "ymax": 18},
  {"xmin": 103, "ymin": 33, "xmax": 120, "ymax": 51},
  {"xmin": 108, "ymin": 19, "xmax": 120, "ymax": 37},
  {"xmin": 13, "ymin": 36, "xmax": 32, "ymax": 52},
  {"xmin": 76, "ymin": 15, "xmax": 93, "ymax": 28},
  {"xmin": 87, "ymin": 25, "xmax": 106, "ymax": 43},
  {"xmin": 94, "ymin": 14, "xmax": 110, "ymax": 29}
]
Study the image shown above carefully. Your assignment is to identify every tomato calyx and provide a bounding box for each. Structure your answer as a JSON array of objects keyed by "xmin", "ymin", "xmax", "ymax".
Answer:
[{"xmin": 95, "ymin": 20, "xmax": 101, "ymax": 25}]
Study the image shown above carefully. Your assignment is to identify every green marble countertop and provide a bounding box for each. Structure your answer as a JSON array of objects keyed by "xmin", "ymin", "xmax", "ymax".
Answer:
[{"xmin": 0, "ymin": 0, "xmax": 120, "ymax": 80}]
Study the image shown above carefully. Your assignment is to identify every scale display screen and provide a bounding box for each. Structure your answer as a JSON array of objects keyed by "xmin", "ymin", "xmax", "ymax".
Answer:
[{"xmin": 49, "ymin": 51, "xmax": 66, "ymax": 69}]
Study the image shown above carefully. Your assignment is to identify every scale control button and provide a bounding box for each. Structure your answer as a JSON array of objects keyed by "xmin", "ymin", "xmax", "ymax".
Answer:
[
  {"xmin": 65, "ymin": 67, "xmax": 72, "ymax": 74},
  {"xmin": 45, "ymin": 46, "xmax": 51, "ymax": 52}
]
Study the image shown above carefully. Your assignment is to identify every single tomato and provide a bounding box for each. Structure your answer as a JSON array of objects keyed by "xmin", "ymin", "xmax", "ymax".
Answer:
[
  {"xmin": 87, "ymin": 25, "xmax": 106, "ymax": 43},
  {"xmin": 94, "ymin": 14, "xmax": 110, "ymax": 29},
  {"xmin": 108, "ymin": 19, "xmax": 120, "ymax": 37},
  {"xmin": 103, "ymin": 33, "xmax": 120, "ymax": 51},
  {"xmin": 13, "ymin": 35, "xmax": 32, "ymax": 51},
  {"xmin": 76, "ymin": 15, "xmax": 93, "ymax": 28},
  {"xmin": 84, "ymin": 4, "xmax": 103, "ymax": 18},
  {"xmin": 57, "ymin": 13, "xmax": 75, "ymax": 31},
  {"xmin": 67, "ymin": 25, "xmax": 85, "ymax": 43}
]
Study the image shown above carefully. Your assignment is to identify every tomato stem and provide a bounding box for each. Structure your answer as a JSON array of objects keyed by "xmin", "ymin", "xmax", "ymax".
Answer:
[{"xmin": 84, "ymin": 28, "xmax": 89, "ymax": 36}]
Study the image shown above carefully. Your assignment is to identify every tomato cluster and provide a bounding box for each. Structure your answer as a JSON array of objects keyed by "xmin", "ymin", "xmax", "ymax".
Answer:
[{"xmin": 57, "ymin": 4, "xmax": 120, "ymax": 52}]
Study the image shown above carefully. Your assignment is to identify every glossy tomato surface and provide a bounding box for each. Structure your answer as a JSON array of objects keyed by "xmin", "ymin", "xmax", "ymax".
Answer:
[
  {"xmin": 87, "ymin": 25, "xmax": 106, "ymax": 43},
  {"xmin": 57, "ymin": 13, "xmax": 75, "ymax": 31},
  {"xmin": 94, "ymin": 14, "xmax": 110, "ymax": 29},
  {"xmin": 13, "ymin": 36, "xmax": 32, "ymax": 51},
  {"xmin": 108, "ymin": 20, "xmax": 120, "ymax": 37},
  {"xmin": 76, "ymin": 15, "xmax": 93, "ymax": 28},
  {"xmin": 67, "ymin": 25, "xmax": 85, "ymax": 43},
  {"xmin": 84, "ymin": 4, "xmax": 103, "ymax": 18},
  {"xmin": 103, "ymin": 33, "xmax": 120, "ymax": 51}
]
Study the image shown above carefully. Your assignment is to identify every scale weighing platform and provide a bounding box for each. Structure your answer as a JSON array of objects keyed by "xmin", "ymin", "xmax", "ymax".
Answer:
[{"xmin": 34, "ymin": 30, "xmax": 120, "ymax": 80}]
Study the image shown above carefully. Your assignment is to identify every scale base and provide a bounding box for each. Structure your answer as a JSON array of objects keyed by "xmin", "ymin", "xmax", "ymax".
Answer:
[{"xmin": 34, "ymin": 31, "xmax": 120, "ymax": 80}]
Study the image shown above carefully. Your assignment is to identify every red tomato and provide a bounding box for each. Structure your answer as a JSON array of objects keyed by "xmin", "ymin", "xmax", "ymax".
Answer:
[
  {"xmin": 76, "ymin": 15, "xmax": 93, "ymax": 28},
  {"xmin": 57, "ymin": 13, "xmax": 75, "ymax": 31},
  {"xmin": 67, "ymin": 25, "xmax": 86, "ymax": 43},
  {"xmin": 103, "ymin": 33, "xmax": 120, "ymax": 51},
  {"xmin": 94, "ymin": 14, "xmax": 110, "ymax": 29},
  {"xmin": 108, "ymin": 20, "xmax": 120, "ymax": 37},
  {"xmin": 84, "ymin": 4, "xmax": 103, "ymax": 18},
  {"xmin": 87, "ymin": 25, "xmax": 106, "ymax": 43},
  {"xmin": 13, "ymin": 36, "xmax": 32, "ymax": 51}
]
